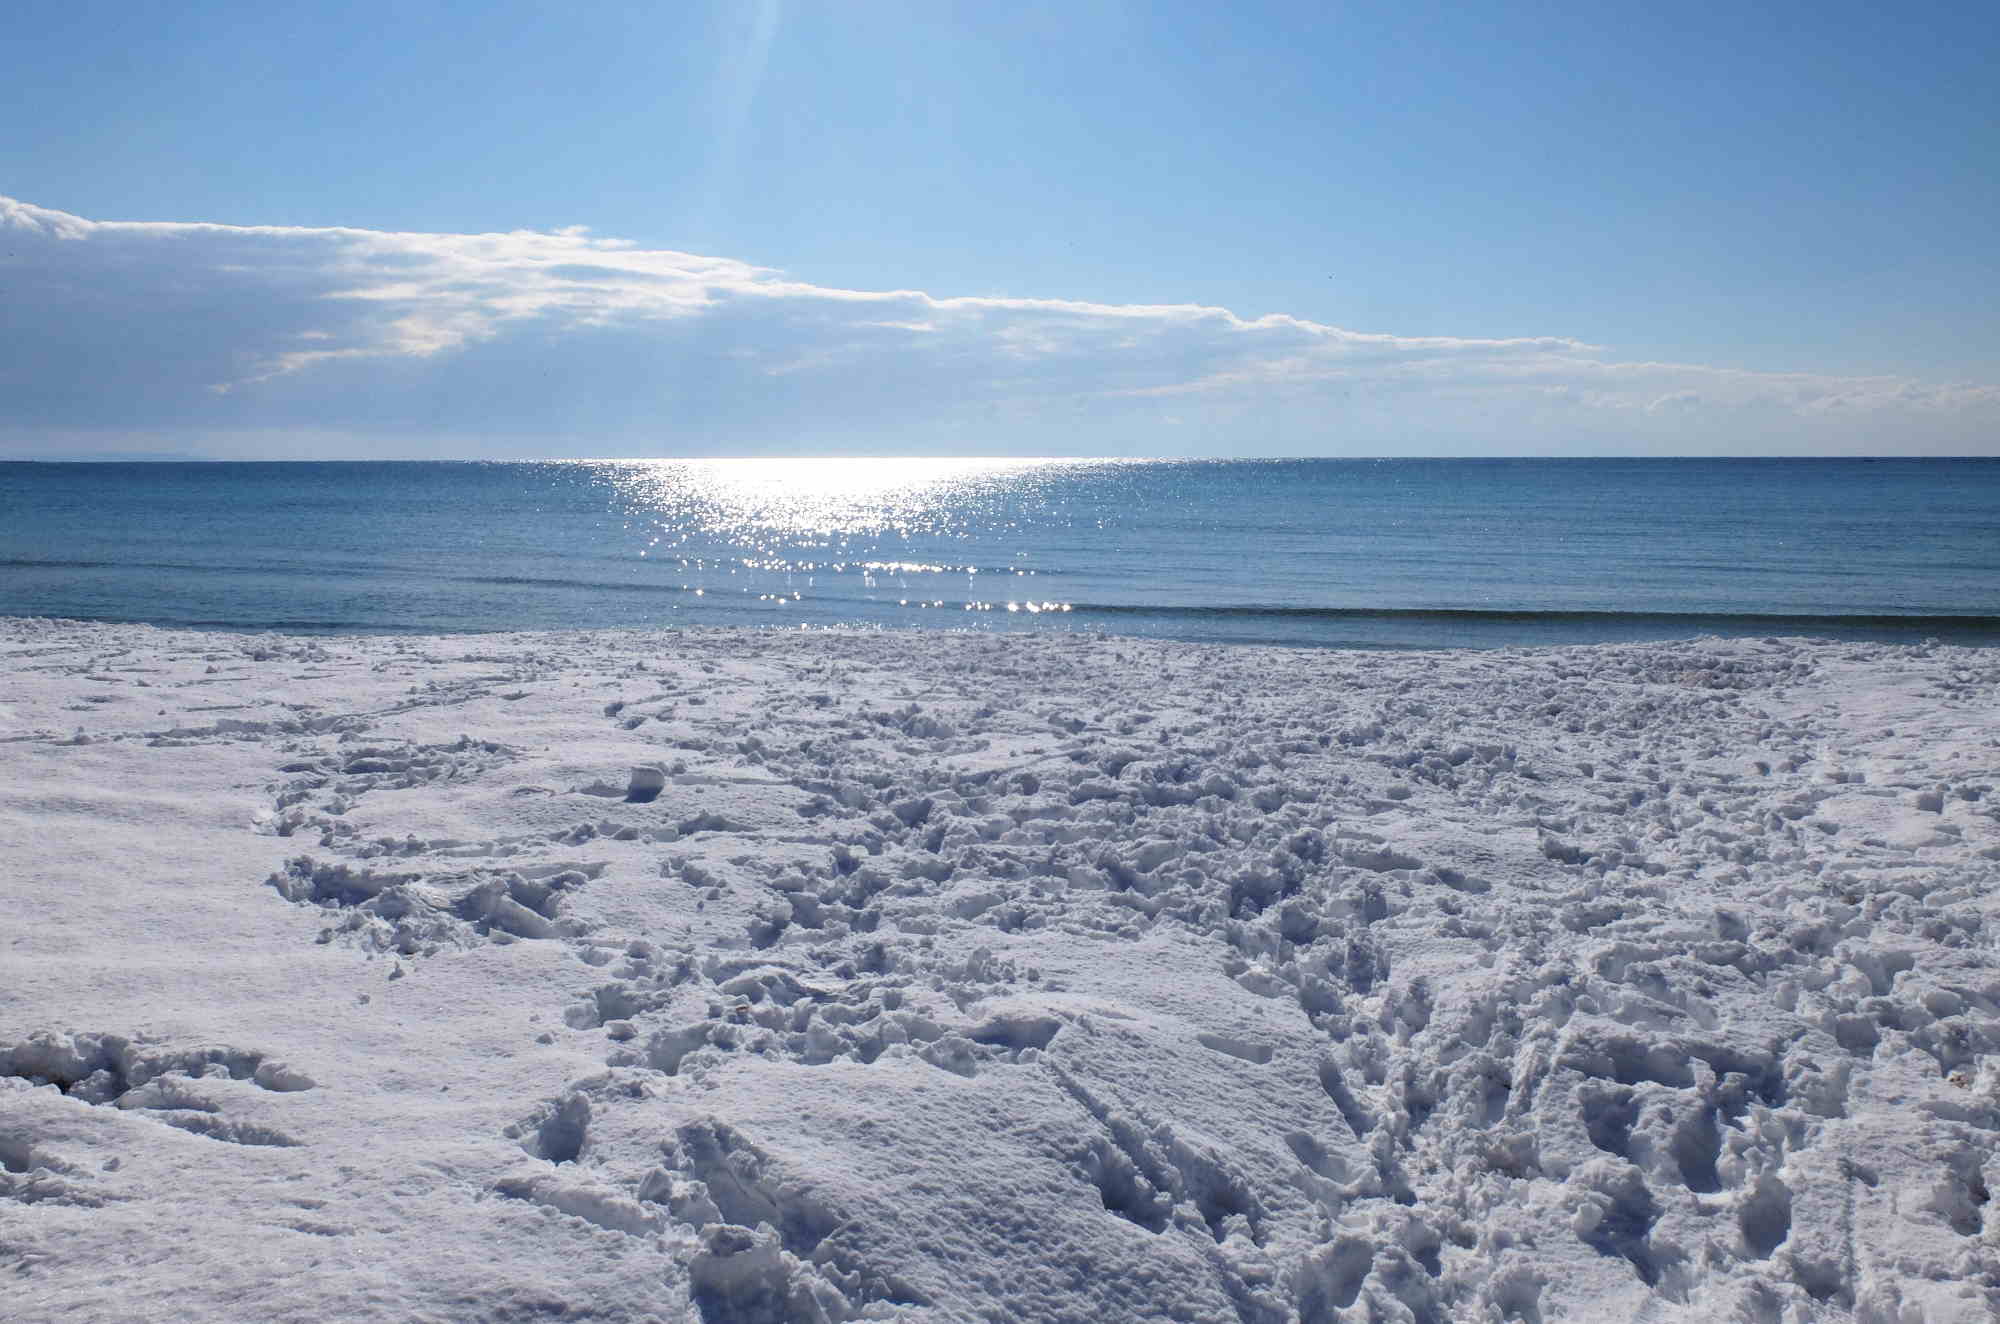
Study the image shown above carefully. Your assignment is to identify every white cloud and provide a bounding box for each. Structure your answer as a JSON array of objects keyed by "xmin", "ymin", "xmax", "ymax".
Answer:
[{"xmin": 2, "ymin": 195, "xmax": 1995, "ymax": 456}]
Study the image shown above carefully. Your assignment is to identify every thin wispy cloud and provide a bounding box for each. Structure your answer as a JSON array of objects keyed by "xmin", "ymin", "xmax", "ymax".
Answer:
[{"xmin": 3, "ymin": 195, "xmax": 1993, "ymax": 457}]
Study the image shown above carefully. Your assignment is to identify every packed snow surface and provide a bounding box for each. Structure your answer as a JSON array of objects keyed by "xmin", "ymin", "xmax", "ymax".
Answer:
[{"xmin": 3, "ymin": 619, "xmax": 1997, "ymax": 1322}]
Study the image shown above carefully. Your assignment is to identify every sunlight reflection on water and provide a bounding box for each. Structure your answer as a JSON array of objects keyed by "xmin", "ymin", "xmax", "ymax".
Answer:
[
  {"xmin": 583, "ymin": 456, "xmax": 1111, "ymax": 613},
  {"xmin": 603, "ymin": 456, "xmax": 1067, "ymax": 538}
]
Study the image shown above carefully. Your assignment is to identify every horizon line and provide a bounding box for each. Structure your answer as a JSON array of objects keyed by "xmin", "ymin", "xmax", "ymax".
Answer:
[{"xmin": 6, "ymin": 453, "xmax": 1997, "ymax": 464}]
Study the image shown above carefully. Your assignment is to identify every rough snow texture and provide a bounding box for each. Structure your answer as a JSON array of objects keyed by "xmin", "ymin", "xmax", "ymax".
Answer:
[{"xmin": 2, "ymin": 618, "xmax": 1997, "ymax": 1322}]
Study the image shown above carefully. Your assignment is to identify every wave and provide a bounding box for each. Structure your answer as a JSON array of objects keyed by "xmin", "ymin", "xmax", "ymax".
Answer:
[
  {"xmin": 581, "ymin": 557, "xmax": 1061, "ymax": 579},
  {"xmin": 27, "ymin": 612, "xmax": 442, "ymax": 634},
  {"xmin": 0, "ymin": 557, "xmax": 382, "ymax": 578},
  {"xmin": 16, "ymin": 603, "xmax": 2000, "ymax": 647},
  {"xmin": 1, "ymin": 559, "xmax": 1056, "ymax": 584},
  {"xmin": 0, "ymin": 558, "xmax": 119, "ymax": 570},
  {"xmin": 1065, "ymin": 603, "xmax": 2000, "ymax": 629},
  {"xmin": 457, "ymin": 574, "xmax": 694, "ymax": 595}
]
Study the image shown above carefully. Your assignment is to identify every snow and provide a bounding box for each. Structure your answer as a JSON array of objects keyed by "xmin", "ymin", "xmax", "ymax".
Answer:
[{"xmin": 2, "ymin": 617, "xmax": 1997, "ymax": 1322}]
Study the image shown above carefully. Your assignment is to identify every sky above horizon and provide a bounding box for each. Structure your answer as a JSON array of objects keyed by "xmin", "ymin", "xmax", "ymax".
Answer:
[{"xmin": 4, "ymin": 0, "xmax": 1997, "ymax": 459}]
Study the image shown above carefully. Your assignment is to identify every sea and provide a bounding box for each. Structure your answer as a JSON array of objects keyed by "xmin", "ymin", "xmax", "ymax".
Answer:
[{"xmin": 3, "ymin": 457, "xmax": 1997, "ymax": 650}]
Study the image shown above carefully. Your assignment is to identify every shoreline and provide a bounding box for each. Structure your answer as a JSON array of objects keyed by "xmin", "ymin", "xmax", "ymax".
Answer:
[
  {"xmin": 5, "ymin": 610, "xmax": 2000, "ymax": 654},
  {"xmin": 3, "ymin": 617, "xmax": 1997, "ymax": 1320}
]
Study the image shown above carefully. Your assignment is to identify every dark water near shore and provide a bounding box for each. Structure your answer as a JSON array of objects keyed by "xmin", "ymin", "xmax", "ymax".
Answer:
[{"xmin": 3, "ymin": 457, "xmax": 1997, "ymax": 648}]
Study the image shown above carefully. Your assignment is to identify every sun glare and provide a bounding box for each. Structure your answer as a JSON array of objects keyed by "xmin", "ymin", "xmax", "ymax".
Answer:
[{"xmin": 600, "ymin": 456, "xmax": 1075, "ymax": 541}]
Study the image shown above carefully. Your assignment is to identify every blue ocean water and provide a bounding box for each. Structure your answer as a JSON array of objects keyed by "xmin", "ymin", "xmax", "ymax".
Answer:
[{"xmin": 2, "ymin": 457, "xmax": 1997, "ymax": 649}]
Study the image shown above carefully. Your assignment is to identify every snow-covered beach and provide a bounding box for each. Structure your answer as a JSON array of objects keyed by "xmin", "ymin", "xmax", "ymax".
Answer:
[{"xmin": 3, "ymin": 618, "xmax": 1996, "ymax": 1322}]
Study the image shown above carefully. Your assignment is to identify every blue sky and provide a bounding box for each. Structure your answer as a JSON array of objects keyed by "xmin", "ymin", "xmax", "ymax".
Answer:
[{"xmin": 4, "ymin": 0, "xmax": 1996, "ymax": 457}]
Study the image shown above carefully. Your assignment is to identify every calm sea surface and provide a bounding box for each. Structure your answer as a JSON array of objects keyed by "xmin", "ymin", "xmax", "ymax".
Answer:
[{"xmin": 3, "ymin": 458, "xmax": 1996, "ymax": 649}]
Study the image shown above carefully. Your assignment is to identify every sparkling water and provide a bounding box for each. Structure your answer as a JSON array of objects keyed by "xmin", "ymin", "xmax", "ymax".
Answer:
[{"xmin": 3, "ymin": 457, "xmax": 1996, "ymax": 648}]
